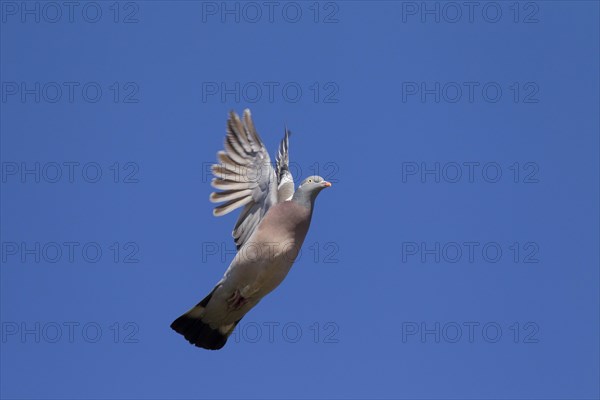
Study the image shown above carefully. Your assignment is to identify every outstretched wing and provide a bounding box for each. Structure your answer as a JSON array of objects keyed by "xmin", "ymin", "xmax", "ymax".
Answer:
[
  {"xmin": 275, "ymin": 127, "xmax": 295, "ymax": 202},
  {"xmin": 210, "ymin": 109, "xmax": 278, "ymax": 249}
]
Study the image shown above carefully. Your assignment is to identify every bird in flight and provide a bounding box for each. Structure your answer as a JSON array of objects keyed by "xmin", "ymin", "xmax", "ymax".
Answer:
[{"xmin": 171, "ymin": 109, "xmax": 332, "ymax": 350}]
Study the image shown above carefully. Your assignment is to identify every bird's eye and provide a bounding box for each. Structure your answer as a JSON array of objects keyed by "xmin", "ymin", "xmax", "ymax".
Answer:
[{"xmin": 308, "ymin": 179, "xmax": 312, "ymax": 183}]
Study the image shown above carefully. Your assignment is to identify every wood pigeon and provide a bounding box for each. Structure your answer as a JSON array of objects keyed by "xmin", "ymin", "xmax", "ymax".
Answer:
[{"xmin": 171, "ymin": 109, "xmax": 332, "ymax": 350}]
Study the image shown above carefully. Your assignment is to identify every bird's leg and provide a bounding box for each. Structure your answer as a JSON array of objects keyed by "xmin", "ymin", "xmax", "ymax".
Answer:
[{"xmin": 227, "ymin": 289, "xmax": 248, "ymax": 310}]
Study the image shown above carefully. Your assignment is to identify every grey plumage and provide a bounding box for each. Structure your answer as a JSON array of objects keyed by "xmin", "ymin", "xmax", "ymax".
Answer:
[{"xmin": 171, "ymin": 109, "xmax": 331, "ymax": 350}]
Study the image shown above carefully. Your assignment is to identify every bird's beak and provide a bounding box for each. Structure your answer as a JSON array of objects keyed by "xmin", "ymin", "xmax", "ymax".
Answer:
[{"xmin": 322, "ymin": 181, "xmax": 332, "ymax": 188}]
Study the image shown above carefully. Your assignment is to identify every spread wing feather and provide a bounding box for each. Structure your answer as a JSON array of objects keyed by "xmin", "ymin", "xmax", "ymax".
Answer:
[{"xmin": 210, "ymin": 110, "xmax": 278, "ymax": 249}]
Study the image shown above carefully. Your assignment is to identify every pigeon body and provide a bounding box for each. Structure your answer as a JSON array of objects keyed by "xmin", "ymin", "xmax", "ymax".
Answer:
[{"xmin": 171, "ymin": 110, "xmax": 331, "ymax": 350}]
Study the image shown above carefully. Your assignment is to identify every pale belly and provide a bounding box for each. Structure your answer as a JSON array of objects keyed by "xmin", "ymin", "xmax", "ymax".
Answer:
[
  {"xmin": 203, "ymin": 242, "xmax": 300, "ymax": 326},
  {"xmin": 204, "ymin": 201, "xmax": 311, "ymax": 326},
  {"xmin": 226, "ymin": 239, "xmax": 302, "ymax": 298}
]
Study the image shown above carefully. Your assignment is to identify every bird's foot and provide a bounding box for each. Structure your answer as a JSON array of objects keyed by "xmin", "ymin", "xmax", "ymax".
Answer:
[{"xmin": 227, "ymin": 289, "xmax": 248, "ymax": 310}]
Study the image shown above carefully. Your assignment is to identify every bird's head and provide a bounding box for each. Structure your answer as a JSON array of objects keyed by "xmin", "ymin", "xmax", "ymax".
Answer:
[{"xmin": 297, "ymin": 175, "xmax": 332, "ymax": 197}]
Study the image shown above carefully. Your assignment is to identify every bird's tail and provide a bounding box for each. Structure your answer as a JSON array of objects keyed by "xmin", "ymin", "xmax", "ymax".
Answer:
[{"xmin": 170, "ymin": 288, "xmax": 240, "ymax": 350}]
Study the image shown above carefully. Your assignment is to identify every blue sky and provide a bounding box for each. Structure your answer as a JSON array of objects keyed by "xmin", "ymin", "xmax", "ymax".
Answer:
[{"xmin": 1, "ymin": 1, "xmax": 599, "ymax": 399}]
